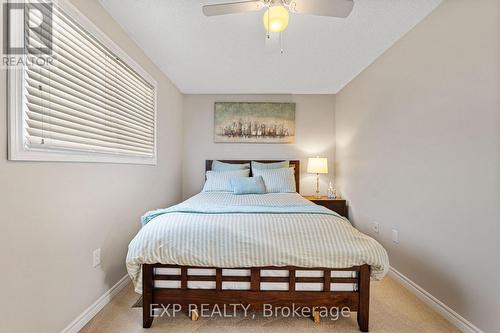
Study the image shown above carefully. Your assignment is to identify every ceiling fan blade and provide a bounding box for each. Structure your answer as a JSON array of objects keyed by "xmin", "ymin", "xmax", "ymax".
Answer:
[
  {"xmin": 202, "ymin": 1, "xmax": 263, "ymax": 17},
  {"xmin": 291, "ymin": 0, "xmax": 354, "ymax": 18}
]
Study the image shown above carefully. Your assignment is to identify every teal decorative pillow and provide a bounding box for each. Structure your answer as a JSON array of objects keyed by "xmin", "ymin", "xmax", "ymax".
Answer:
[
  {"xmin": 251, "ymin": 160, "xmax": 289, "ymax": 170},
  {"xmin": 231, "ymin": 176, "xmax": 267, "ymax": 195},
  {"xmin": 212, "ymin": 160, "xmax": 250, "ymax": 171}
]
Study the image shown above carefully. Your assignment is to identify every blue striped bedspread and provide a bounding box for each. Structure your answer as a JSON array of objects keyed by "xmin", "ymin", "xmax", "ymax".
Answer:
[{"xmin": 127, "ymin": 192, "xmax": 389, "ymax": 293}]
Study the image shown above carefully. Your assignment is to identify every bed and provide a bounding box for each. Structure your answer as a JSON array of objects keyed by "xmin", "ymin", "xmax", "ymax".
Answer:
[{"xmin": 126, "ymin": 160, "xmax": 389, "ymax": 332}]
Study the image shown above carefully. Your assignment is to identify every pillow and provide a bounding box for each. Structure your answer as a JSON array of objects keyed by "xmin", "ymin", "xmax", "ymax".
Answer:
[
  {"xmin": 251, "ymin": 160, "xmax": 289, "ymax": 170},
  {"xmin": 231, "ymin": 176, "xmax": 267, "ymax": 195},
  {"xmin": 212, "ymin": 160, "xmax": 250, "ymax": 171},
  {"xmin": 252, "ymin": 167, "xmax": 296, "ymax": 193},
  {"xmin": 203, "ymin": 169, "xmax": 250, "ymax": 192}
]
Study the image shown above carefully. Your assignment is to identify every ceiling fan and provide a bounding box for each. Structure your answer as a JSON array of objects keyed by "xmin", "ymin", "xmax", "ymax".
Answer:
[{"xmin": 202, "ymin": 0, "xmax": 354, "ymax": 53}]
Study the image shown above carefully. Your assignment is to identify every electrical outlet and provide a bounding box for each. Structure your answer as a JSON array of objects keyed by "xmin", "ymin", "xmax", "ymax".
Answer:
[
  {"xmin": 372, "ymin": 222, "xmax": 380, "ymax": 234},
  {"xmin": 392, "ymin": 229, "xmax": 399, "ymax": 244},
  {"xmin": 93, "ymin": 248, "xmax": 101, "ymax": 267}
]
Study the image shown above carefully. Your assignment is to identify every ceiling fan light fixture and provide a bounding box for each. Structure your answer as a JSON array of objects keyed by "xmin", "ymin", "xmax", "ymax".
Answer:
[{"xmin": 263, "ymin": 5, "xmax": 289, "ymax": 33}]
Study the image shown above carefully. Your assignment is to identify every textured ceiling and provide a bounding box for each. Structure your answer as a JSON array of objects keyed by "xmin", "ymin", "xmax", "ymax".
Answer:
[{"xmin": 99, "ymin": 0, "xmax": 442, "ymax": 94}]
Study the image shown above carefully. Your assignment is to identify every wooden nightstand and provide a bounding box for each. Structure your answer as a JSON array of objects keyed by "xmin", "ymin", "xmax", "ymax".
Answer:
[{"xmin": 303, "ymin": 196, "xmax": 348, "ymax": 219}]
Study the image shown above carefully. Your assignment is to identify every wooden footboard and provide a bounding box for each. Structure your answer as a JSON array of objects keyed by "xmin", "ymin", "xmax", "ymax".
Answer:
[{"xmin": 142, "ymin": 264, "xmax": 370, "ymax": 332}]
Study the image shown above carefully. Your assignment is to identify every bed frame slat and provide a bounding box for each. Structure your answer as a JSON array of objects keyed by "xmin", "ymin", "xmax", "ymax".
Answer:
[
  {"xmin": 251, "ymin": 268, "xmax": 260, "ymax": 291},
  {"xmin": 181, "ymin": 267, "xmax": 188, "ymax": 290},
  {"xmin": 153, "ymin": 275, "xmax": 357, "ymax": 284},
  {"xmin": 216, "ymin": 268, "xmax": 222, "ymax": 290},
  {"xmin": 289, "ymin": 269, "xmax": 296, "ymax": 291},
  {"xmin": 324, "ymin": 269, "xmax": 331, "ymax": 291}
]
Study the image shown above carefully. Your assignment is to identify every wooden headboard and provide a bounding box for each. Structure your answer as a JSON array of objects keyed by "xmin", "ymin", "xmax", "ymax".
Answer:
[{"xmin": 205, "ymin": 160, "xmax": 300, "ymax": 193}]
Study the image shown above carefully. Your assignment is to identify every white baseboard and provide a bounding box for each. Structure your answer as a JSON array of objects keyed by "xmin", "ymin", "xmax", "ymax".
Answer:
[
  {"xmin": 60, "ymin": 274, "xmax": 131, "ymax": 333},
  {"xmin": 388, "ymin": 267, "xmax": 483, "ymax": 333}
]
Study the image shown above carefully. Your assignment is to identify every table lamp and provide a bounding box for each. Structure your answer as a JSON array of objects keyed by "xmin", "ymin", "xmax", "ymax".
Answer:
[{"xmin": 307, "ymin": 157, "xmax": 328, "ymax": 198}]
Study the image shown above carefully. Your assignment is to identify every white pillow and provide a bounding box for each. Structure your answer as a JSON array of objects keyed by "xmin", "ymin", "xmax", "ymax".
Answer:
[
  {"xmin": 203, "ymin": 169, "xmax": 250, "ymax": 192},
  {"xmin": 252, "ymin": 167, "xmax": 296, "ymax": 193}
]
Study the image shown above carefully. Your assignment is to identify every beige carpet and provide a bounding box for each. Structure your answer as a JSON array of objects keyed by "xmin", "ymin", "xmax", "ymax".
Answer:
[{"xmin": 80, "ymin": 277, "xmax": 459, "ymax": 333}]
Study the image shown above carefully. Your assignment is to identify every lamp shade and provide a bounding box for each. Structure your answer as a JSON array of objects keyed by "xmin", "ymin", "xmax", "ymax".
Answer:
[{"xmin": 307, "ymin": 157, "xmax": 328, "ymax": 174}]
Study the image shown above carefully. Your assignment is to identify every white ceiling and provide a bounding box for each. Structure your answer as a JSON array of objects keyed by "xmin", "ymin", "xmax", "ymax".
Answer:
[{"xmin": 99, "ymin": 0, "xmax": 442, "ymax": 94}]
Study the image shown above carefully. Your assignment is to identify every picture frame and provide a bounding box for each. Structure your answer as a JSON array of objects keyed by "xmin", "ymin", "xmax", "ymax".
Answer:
[{"xmin": 214, "ymin": 102, "xmax": 296, "ymax": 144}]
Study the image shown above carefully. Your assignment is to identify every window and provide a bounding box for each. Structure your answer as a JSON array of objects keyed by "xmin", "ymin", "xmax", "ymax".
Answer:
[{"xmin": 8, "ymin": 1, "xmax": 157, "ymax": 164}]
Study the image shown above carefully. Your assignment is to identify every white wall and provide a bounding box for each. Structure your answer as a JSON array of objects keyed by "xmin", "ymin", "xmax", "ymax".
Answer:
[
  {"xmin": 335, "ymin": 0, "xmax": 500, "ymax": 332},
  {"xmin": 182, "ymin": 94, "xmax": 336, "ymax": 198},
  {"xmin": 0, "ymin": 1, "xmax": 183, "ymax": 333}
]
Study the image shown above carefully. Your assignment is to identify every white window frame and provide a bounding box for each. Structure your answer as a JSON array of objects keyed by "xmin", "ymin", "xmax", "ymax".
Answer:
[{"xmin": 7, "ymin": 0, "xmax": 158, "ymax": 165}]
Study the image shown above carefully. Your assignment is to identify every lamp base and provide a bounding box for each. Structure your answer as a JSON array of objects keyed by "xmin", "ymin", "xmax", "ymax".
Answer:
[{"xmin": 314, "ymin": 173, "xmax": 321, "ymax": 199}]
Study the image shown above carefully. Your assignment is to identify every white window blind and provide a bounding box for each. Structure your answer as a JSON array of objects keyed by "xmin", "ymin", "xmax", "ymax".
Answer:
[{"xmin": 9, "ymin": 1, "xmax": 157, "ymax": 164}]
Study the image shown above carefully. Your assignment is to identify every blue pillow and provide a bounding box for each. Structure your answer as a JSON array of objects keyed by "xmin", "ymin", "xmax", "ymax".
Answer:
[
  {"xmin": 203, "ymin": 170, "xmax": 250, "ymax": 192},
  {"xmin": 251, "ymin": 160, "xmax": 289, "ymax": 170},
  {"xmin": 252, "ymin": 167, "xmax": 296, "ymax": 193},
  {"xmin": 212, "ymin": 160, "xmax": 250, "ymax": 171},
  {"xmin": 231, "ymin": 176, "xmax": 267, "ymax": 195}
]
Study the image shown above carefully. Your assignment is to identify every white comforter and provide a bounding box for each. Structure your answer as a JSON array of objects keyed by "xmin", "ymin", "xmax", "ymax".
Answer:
[{"xmin": 127, "ymin": 192, "xmax": 389, "ymax": 292}]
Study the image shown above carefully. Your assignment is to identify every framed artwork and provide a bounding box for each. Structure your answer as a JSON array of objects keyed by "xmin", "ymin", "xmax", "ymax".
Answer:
[{"xmin": 214, "ymin": 102, "xmax": 296, "ymax": 143}]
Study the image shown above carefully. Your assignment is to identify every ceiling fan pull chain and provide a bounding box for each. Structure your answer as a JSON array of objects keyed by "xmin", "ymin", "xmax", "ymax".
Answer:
[
  {"xmin": 280, "ymin": 31, "xmax": 285, "ymax": 54},
  {"xmin": 267, "ymin": 5, "xmax": 271, "ymax": 39}
]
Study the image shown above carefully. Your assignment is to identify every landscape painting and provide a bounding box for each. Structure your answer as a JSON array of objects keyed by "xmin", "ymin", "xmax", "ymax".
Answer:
[{"xmin": 214, "ymin": 102, "xmax": 296, "ymax": 143}]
